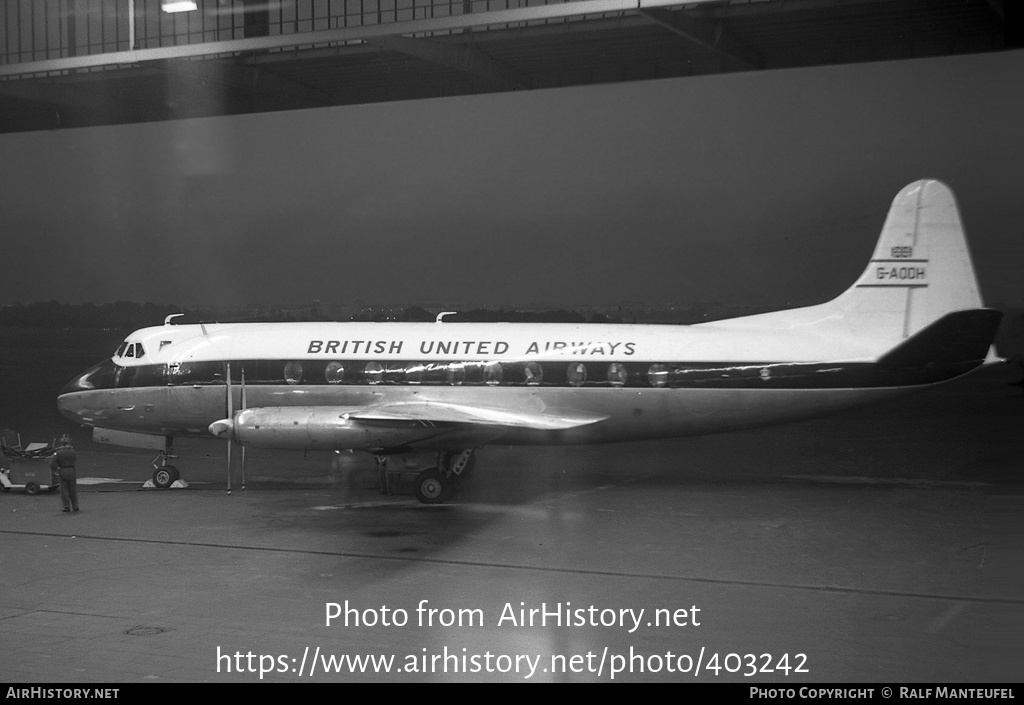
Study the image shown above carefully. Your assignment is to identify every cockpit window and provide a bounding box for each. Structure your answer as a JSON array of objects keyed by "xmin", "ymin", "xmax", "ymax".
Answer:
[{"xmin": 114, "ymin": 342, "xmax": 145, "ymax": 359}]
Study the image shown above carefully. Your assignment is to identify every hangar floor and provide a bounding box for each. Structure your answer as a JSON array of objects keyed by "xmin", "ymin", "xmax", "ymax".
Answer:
[{"xmin": 1, "ymin": 365, "xmax": 1021, "ymax": 682}]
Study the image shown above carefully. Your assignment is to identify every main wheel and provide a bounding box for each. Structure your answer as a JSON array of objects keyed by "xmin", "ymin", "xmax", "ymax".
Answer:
[
  {"xmin": 413, "ymin": 469, "xmax": 449, "ymax": 504},
  {"xmin": 153, "ymin": 465, "xmax": 179, "ymax": 489}
]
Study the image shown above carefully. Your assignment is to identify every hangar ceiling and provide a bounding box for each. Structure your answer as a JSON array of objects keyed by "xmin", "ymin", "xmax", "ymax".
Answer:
[{"xmin": 0, "ymin": 0, "xmax": 1014, "ymax": 133}]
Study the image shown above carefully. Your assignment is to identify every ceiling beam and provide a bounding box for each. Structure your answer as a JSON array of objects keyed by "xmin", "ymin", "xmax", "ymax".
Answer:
[
  {"xmin": 151, "ymin": 58, "xmax": 333, "ymax": 109},
  {"xmin": 0, "ymin": 0, "xmax": 716, "ymax": 78},
  {"xmin": 638, "ymin": 8, "xmax": 763, "ymax": 70},
  {"xmin": 0, "ymin": 75, "xmax": 124, "ymax": 115},
  {"xmin": 364, "ymin": 36, "xmax": 530, "ymax": 90}
]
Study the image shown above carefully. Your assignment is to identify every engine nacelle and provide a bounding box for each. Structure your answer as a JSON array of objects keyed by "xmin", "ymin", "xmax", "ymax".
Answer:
[{"xmin": 225, "ymin": 406, "xmax": 433, "ymax": 451}]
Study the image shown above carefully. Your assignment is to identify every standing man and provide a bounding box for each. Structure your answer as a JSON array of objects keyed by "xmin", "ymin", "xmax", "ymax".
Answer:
[{"xmin": 50, "ymin": 435, "xmax": 78, "ymax": 513}]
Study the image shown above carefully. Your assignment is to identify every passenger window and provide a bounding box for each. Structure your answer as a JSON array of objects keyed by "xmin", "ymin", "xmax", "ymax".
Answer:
[
  {"xmin": 524, "ymin": 361, "xmax": 543, "ymax": 385},
  {"xmin": 647, "ymin": 363, "xmax": 668, "ymax": 387},
  {"xmin": 484, "ymin": 361, "xmax": 503, "ymax": 386},
  {"xmin": 407, "ymin": 363, "xmax": 426, "ymax": 384},
  {"xmin": 446, "ymin": 362, "xmax": 466, "ymax": 385},
  {"xmin": 325, "ymin": 362, "xmax": 344, "ymax": 384},
  {"xmin": 607, "ymin": 362, "xmax": 628, "ymax": 387},
  {"xmin": 284, "ymin": 361, "xmax": 303, "ymax": 385},
  {"xmin": 365, "ymin": 361, "xmax": 384, "ymax": 384},
  {"xmin": 566, "ymin": 362, "xmax": 586, "ymax": 387}
]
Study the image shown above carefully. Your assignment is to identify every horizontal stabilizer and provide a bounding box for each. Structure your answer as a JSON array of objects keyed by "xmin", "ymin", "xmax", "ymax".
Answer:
[{"xmin": 876, "ymin": 309, "xmax": 1002, "ymax": 368}]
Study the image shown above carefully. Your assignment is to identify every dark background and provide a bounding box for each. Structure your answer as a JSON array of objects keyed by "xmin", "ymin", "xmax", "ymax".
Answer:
[{"xmin": 1, "ymin": 50, "xmax": 1022, "ymax": 311}]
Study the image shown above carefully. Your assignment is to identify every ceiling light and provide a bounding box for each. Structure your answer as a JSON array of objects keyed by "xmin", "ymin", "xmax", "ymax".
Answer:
[{"xmin": 161, "ymin": 1, "xmax": 198, "ymax": 12}]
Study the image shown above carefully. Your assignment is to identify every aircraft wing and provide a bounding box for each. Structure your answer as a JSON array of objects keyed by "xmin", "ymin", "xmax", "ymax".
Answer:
[
  {"xmin": 210, "ymin": 400, "xmax": 609, "ymax": 451},
  {"xmin": 338, "ymin": 401, "xmax": 609, "ymax": 430}
]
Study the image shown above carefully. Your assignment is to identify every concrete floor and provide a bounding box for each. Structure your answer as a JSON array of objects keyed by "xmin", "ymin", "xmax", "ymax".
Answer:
[{"xmin": 1, "ymin": 366, "xmax": 1022, "ymax": 682}]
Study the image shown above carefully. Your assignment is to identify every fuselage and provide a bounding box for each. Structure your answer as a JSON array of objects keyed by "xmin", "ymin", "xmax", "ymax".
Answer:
[{"xmin": 56, "ymin": 318, "xmax": 982, "ymax": 450}]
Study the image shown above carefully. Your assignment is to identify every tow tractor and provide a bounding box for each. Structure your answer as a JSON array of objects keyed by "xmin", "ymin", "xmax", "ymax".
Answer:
[{"xmin": 0, "ymin": 436, "xmax": 58, "ymax": 495}]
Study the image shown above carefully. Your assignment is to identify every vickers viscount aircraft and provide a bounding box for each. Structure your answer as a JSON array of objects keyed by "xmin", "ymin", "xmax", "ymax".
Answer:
[{"xmin": 57, "ymin": 180, "xmax": 1003, "ymax": 502}]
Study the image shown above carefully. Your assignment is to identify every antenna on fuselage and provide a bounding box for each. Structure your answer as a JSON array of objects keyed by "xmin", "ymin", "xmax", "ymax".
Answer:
[
  {"xmin": 435, "ymin": 311, "xmax": 457, "ymax": 323},
  {"xmin": 164, "ymin": 313, "xmax": 184, "ymax": 325}
]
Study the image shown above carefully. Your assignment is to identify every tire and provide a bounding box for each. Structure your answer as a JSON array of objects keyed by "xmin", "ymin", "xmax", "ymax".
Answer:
[
  {"xmin": 153, "ymin": 465, "xmax": 178, "ymax": 489},
  {"xmin": 413, "ymin": 469, "xmax": 449, "ymax": 504},
  {"xmin": 25, "ymin": 482, "xmax": 40, "ymax": 496}
]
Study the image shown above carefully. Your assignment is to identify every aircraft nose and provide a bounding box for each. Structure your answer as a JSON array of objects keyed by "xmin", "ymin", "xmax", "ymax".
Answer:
[
  {"xmin": 60, "ymin": 359, "xmax": 116, "ymax": 395},
  {"xmin": 57, "ymin": 359, "xmax": 117, "ymax": 425},
  {"xmin": 61, "ymin": 373, "xmax": 93, "ymax": 396},
  {"xmin": 56, "ymin": 387, "xmax": 87, "ymax": 424}
]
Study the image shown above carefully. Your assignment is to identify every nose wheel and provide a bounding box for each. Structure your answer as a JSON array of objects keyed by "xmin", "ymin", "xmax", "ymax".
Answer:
[
  {"xmin": 152, "ymin": 464, "xmax": 180, "ymax": 489},
  {"xmin": 151, "ymin": 440, "xmax": 179, "ymax": 489}
]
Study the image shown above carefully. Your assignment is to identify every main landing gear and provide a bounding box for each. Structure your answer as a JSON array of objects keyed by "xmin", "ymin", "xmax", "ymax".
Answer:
[
  {"xmin": 415, "ymin": 449, "xmax": 476, "ymax": 504},
  {"xmin": 375, "ymin": 449, "xmax": 476, "ymax": 504}
]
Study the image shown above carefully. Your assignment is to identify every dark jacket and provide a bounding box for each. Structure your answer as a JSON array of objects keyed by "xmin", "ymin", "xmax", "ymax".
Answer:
[{"xmin": 50, "ymin": 447, "xmax": 76, "ymax": 471}]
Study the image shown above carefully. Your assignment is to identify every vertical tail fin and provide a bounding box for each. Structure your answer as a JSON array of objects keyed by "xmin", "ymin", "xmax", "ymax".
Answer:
[
  {"xmin": 832, "ymin": 179, "xmax": 985, "ymax": 341},
  {"xmin": 701, "ymin": 180, "xmax": 998, "ymax": 365}
]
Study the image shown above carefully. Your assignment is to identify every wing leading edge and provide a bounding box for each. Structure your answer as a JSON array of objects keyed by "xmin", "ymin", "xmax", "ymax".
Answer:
[
  {"xmin": 342, "ymin": 401, "xmax": 608, "ymax": 430},
  {"xmin": 208, "ymin": 400, "xmax": 609, "ymax": 451}
]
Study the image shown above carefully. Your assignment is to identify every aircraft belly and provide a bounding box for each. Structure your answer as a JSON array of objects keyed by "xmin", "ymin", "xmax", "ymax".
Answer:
[
  {"xmin": 483, "ymin": 386, "xmax": 910, "ymax": 445},
  {"xmin": 61, "ymin": 383, "xmax": 911, "ymax": 447}
]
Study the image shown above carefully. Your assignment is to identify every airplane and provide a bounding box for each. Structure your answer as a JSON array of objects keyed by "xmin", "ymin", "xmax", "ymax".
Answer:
[{"xmin": 56, "ymin": 180, "xmax": 1004, "ymax": 503}]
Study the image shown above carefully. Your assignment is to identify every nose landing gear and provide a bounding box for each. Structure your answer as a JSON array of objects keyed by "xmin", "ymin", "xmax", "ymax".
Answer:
[{"xmin": 151, "ymin": 439, "xmax": 180, "ymax": 489}]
